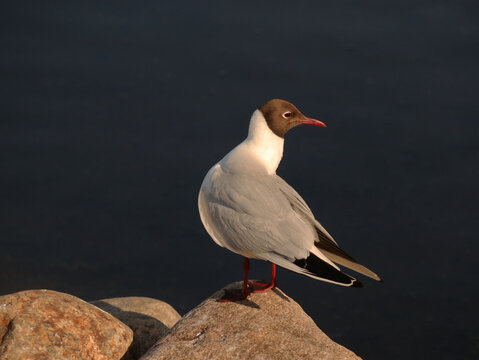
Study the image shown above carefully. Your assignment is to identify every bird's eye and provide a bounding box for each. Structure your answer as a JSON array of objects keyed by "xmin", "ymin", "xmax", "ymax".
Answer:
[{"xmin": 282, "ymin": 111, "xmax": 292, "ymax": 119}]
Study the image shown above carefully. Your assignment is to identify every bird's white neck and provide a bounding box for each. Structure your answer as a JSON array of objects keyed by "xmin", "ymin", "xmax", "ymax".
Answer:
[{"xmin": 244, "ymin": 110, "xmax": 284, "ymax": 174}]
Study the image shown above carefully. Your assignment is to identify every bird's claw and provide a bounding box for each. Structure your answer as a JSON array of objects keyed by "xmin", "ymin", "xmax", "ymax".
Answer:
[{"xmin": 248, "ymin": 280, "xmax": 277, "ymax": 293}]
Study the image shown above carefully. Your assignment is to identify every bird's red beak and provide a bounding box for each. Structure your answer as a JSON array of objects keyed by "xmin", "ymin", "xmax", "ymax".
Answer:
[{"xmin": 299, "ymin": 118, "xmax": 327, "ymax": 127}]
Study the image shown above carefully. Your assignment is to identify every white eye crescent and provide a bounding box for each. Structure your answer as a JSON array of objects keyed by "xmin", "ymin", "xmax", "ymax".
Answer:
[{"xmin": 282, "ymin": 111, "xmax": 292, "ymax": 119}]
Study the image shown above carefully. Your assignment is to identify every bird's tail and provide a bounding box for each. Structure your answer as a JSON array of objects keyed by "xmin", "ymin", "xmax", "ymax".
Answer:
[{"xmin": 263, "ymin": 252, "xmax": 363, "ymax": 287}]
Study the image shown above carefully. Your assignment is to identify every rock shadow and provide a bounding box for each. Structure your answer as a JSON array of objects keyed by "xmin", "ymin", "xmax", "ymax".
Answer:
[
  {"xmin": 91, "ymin": 301, "xmax": 170, "ymax": 360},
  {"xmin": 272, "ymin": 288, "xmax": 290, "ymax": 302}
]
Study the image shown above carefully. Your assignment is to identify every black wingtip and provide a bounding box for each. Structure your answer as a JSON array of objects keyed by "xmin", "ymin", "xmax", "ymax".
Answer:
[
  {"xmin": 351, "ymin": 279, "xmax": 364, "ymax": 288},
  {"xmin": 294, "ymin": 254, "xmax": 359, "ymax": 287}
]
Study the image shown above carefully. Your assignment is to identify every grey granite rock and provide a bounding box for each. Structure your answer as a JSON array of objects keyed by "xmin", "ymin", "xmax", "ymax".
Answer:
[{"xmin": 140, "ymin": 282, "xmax": 361, "ymax": 360}]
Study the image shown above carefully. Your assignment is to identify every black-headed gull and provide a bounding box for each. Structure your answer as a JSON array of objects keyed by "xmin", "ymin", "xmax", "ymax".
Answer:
[{"xmin": 198, "ymin": 99, "xmax": 381, "ymax": 301}]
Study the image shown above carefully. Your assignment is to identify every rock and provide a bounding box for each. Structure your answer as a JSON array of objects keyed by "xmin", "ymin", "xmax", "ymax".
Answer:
[
  {"xmin": 0, "ymin": 289, "xmax": 133, "ymax": 360},
  {"xmin": 91, "ymin": 296, "xmax": 181, "ymax": 360},
  {"xmin": 140, "ymin": 282, "xmax": 361, "ymax": 360}
]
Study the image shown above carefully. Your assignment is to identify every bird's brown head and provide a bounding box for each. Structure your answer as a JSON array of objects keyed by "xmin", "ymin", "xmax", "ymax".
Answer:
[{"xmin": 259, "ymin": 99, "xmax": 326, "ymax": 138}]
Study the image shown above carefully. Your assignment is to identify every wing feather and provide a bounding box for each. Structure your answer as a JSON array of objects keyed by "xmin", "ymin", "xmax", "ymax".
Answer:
[
  {"xmin": 201, "ymin": 166, "xmax": 318, "ymax": 261},
  {"xmin": 274, "ymin": 175, "xmax": 382, "ymax": 281}
]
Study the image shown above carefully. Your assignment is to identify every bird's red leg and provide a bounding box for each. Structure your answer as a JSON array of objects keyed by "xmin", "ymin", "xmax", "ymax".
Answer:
[
  {"xmin": 218, "ymin": 257, "xmax": 251, "ymax": 302},
  {"xmin": 249, "ymin": 263, "xmax": 277, "ymax": 293},
  {"xmin": 272, "ymin": 263, "xmax": 277, "ymax": 286},
  {"xmin": 242, "ymin": 256, "xmax": 250, "ymax": 295}
]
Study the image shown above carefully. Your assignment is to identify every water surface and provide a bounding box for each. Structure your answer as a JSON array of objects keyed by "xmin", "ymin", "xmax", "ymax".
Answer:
[{"xmin": 1, "ymin": 2, "xmax": 478, "ymax": 359}]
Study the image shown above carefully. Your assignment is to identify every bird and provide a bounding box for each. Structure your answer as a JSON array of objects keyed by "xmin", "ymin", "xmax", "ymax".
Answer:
[{"xmin": 198, "ymin": 99, "xmax": 381, "ymax": 301}]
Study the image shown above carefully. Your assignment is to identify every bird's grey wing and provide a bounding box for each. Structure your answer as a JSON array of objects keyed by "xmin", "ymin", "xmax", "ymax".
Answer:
[
  {"xmin": 274, "ymin": 175, "xmax": 382, "ymax": 281},
  {"xmin": 201, "ymin": 168, "xmax": 320, "ymax": 262},
  {"xmin": 201, "ymin": 166, "xmax": 366, "ymax": 286},
  {"xmin": 273, "ymin": 175, "xmax": 337, "ymax": 244}
]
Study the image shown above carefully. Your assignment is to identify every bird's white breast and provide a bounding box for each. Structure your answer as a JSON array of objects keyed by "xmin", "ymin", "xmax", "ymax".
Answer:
[
  {"xmin": 222, "ymin": 110, "xmax": 285, "ymax": 175},
  {"xmin": 199, "ymin": 110, "xmax": 285, "ymax": 249}
]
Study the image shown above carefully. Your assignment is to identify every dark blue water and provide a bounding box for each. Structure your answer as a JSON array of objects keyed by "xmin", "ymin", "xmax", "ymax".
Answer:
[{"xmin": 1, "ymin": 1, "xmax": 478, "ymax": 359}]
